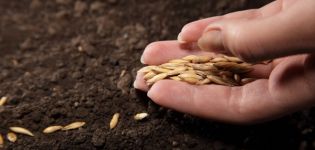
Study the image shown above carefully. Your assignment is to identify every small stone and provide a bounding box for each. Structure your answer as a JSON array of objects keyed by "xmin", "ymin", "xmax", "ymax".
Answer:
[
  {"xmin": 90, "ymin": 1, "xmax": 105, "ymax": 12},
  {"xmin": 92, "ymin": 128, "xmax": 106, "ymax": 147},
  {"xmin": 30, "ymin": 0, "xmax": 42, "ymax": 9}
]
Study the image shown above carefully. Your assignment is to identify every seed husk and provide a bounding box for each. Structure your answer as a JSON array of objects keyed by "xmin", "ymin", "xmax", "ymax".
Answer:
[
  {"xmin": 110, "ymin": 113, "xmax": 120, "ymax": 129},
  {"xmin": 234, "ymin": 74, "xmax": 241, "ymax": 83},
  {"xmin": 7, "ymin": 132, "xmax": 17, "ymax": 143},
  {"xmin": 166, "ymin": 67, "xmax": 186, "ymax": 76},
  {"xmin": 62, "ymin": 122, "xmax": 86, "ymax": 131},
  {"xmin": 143, "ymin": 71, "xmax": 157, "ymax": 80},
  {"xmin": 180, "ymin": 77, "xmax": 200, "ymax": 84},
  {"xmin": 134, "ymin": 113, "xmax": 149, "ymax": 121},
  {"xmin": 169, "ymin": 59, "xmax": 190, "ymax": 64},
  {"xmin": 197, "ymin": 78, "xmax": 211, "ymax": 85},
  {"xmin": 0, "ymin": 96, "xmax": 7, "ymax": 106},
  {"xmin": 183, "ymin": 55, "xmax": 211, "ymax": 63},
  {"xmin": 170, "ymin": 76, "xmax": 181, "ymax": 81},
  {"xmin": 211, "ymin": 57, "xmax": 228, "ymax": 62},
  {"xmin": 207, "ymin": 75, "xmax": 234, "ymax": 86},
  {"xmin": 9, "ymin": 127, "xmax": 34, "ymax": 137},
  {"xmin": 0, "ymin": 133, "xmax": 3, "ymax": 148},
  {"xmin": 43, "ymin": 126, "xmax": 63, "ymax": 134},
  {"xmin": 146, "ymin": 73, "xmax": 168, "ymax": 85},
  {"xmin": 213, "ymin": 62, "xmax": 253, "ymax": 73},
  {"xmin": 137, "ymin": 66, "xmax": 154, "ymax": 73},
  {"xmin": 178, "ymin": 73, "xmax": 203, "ymax": 80},
  {"xmin": 151, "ymin": 66, "xmax": 170, "ymax": 73},
  {"xmin": 190, "ymin": 64, "xmax": 217, "ymax": 71}
]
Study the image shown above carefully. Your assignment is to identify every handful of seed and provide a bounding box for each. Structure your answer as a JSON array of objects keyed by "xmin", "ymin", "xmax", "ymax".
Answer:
[{"xmin": 138, "ymin": 55, "xmax": 256, "ymax": 86}]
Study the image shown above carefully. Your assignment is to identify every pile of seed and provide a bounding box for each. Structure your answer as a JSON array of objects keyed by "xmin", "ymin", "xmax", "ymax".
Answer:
[{"xmin": 138, "ymin": 55, "xmax": 256, "ymax": 86}]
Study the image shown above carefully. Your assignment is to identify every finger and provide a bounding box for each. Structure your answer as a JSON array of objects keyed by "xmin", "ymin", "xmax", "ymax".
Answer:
[
  {"xmin": 198, "ymin": 0, "xmax": 315, "ymax": 62},
  {"xmin": 141, "ymin": 41, "xmax": 214, "ymax": 65},
  {"xmin": 133, "ymin": 72, "xmax": 149, "ymax": 91},
  {"xmin": 147, "ymin": 79, "xmax": 280, "ymax": 123},
  {"xmin": 178, "ymin": 8, "xmax": 267, "ymax": 43},
  {"xmin": 178, "ymin": 17, "xmax": 221, "ymax": 43}
]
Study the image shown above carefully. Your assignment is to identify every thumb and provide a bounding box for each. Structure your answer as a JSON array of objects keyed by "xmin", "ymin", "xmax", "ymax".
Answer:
[{"xmin": 198, "ymin": 5, "xmax": 315, "ymax": 62}]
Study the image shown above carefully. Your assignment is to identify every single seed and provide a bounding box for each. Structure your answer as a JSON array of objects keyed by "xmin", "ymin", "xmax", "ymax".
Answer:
[
  {"xmin": 7, "ymin": 132, "xmax": 17, "ymax": 143},
  {"xmin": 214, "ymin": 62, "xmax": 253, "ymax": 73},
  {"xmin": 190, "ymin": 64, "xmax": 217, "ymax": 71},
  {"xmin": 197, "ymin": 78, "xmax": 211, "ymax": 85},
  {"xmin": 151, "ymin": 66, "xmax": 170, "ymax": 73},
  {"xmin": 241, "ymin": 78, "xmax": 256, "ymax": 85},
  {"xmin": 166, "ymin": 67, "xmax": 186, "ymax": 76},
  {"xmin": 134, "ymin": 113, "xmax": 149, "ymax": 120},
  {"xmin": 178, "ymin": 73, "xmax": 203, "ymax": 80},
  {"xmin": 62, "ymin": 122, "xmax": 86, "ymax": 131},
  {"xmin": 211, "ymin": 57, "xmax": 228, "ymax": 62},
  {"xmin": 110, "ymin": 113, "xmax": 120, "ymax": 129},
  {"xmin": 146, "ymin": 73, "xmax": 168, "ymax": 85},
  {"xmin": 143, "ymin": 71, "xmax": 157, "ymax": 80},
  {"xmin": 137, "ymin": 66, "xmax": 154, "ymax": 73},
  {"xmin": 170, "ymin": 76, "xmax": 181, "ymax": 81},
  {"xmin": 0, "ymin": 133, "xmax": 3, "ymax": 148},
  {"xmin": 169, "ymin": 59, "xmax": 190, "ymax": 64},
  {"xmin": 119, "ymin": 70, "xmax": 126, "ymax": 77},
  {"xmin": 234, "ymin": 74, "xmax": 241, "ymax": 83},
  {"xmin": 181, "ymin": 77, "xmax": 200, "ymax": 84},
  {"xmin": 9, "ymin": 127, "xmax": 34, "ymax": 137},
  {"xmin": 43, "ymin": 126, "xmax": 63, "ymax": 134},
  {"xmin": 160, "ymin": 62, "xmax": 185, "ymax": 68},
  {"xmin": 0, "ymin": 96, "xmax": 7, "ymax": 106},
  {"xmin": 207, "ymin": 75, "xmax": 233, "ymax": 86},
  {"xmin": 182, "ymin": 55, "xmax": 211, "ymax": 63}
]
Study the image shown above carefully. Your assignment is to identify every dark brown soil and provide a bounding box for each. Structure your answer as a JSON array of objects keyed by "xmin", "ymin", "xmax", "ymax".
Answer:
[{"xmin": 0, "ymin": 0, "xmax": 314, "ymax": 150}]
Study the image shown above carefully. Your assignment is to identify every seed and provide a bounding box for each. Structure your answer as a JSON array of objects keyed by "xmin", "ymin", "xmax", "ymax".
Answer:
[
  {"xmin": 241, "ymin": 78, "xmax": 256, "ymax": 85},
  {"xmin": 160, "ymin": 62, "xmax": 185, "ymax": 68},
  {"xmin": 7, "ymin": 132, "xmax": 17, "ymax": 143},
  {"xmin": 207, "ymin": 75, "xmax": 233, "ymax": 86},
  {"xmin": 181, "ymin": 77, "xmax": 200, "ymax": 84},
  {"xmin": 234, "ymin": 74, "xmax": 241, "ymax": 83},
  {"xmin": 9, "ymin": 127, "xmax": 34, "ymax": 137},
  {"xmin": 182, "ymin": 55, "xmax": 211, "ymax": 63},
  {"xmin": 146, "ymin": 73, "xmax": 168, "ymax": 85},
  {"xmin": 170, "ymin": 76, "xmax": 181, "ymax": 81},
  {"xmin": 110, "ymin": 113, "xmax": 120, "ymax": 129},
  {"xmin": 190, "ymin": 64, "xmax": 217, "ymax": 71},
  {"xmin": 151, "ymin": 66, "xmax": 170, "ymax": 73},
  {"xmin": 213, "ymin": 62, "xmax": 253, "ymax": 73},
  {"xmin": 166, "ymin": 67, "xmax": 186, "ymax": 76},
  {"xmin": 211, "ymin": 57, "xmax": 228, "ymax": 62},
  {"xmin": 0, "ymin": 96, "xmax": 7, "ymax": 106},
  {"xmin": 62, "ymin": 122, "xmax": 86, "ymax": 131},
  {"xmin": 43, "ymin": 126, "xmax": 63, "ymax": 134},
  {"xmin": 137, "ymin": 66, "xmax": 154, "ymax": 73},
  {"xmin": 197, "ymin": 78, "xmax": 211, "ymax": 85},
  {"xmin": 0, "ymin": 134, "xmax": 3, "ymax": 148},
  {"xmin": 223, "ymin": 55, "xmax": 243, "ymax": 63},
  {"xmin": 169, "ymin": 59, "xmax": 190, "ymax": 64},
  {"xmin": 143, "ymin": 71, "xmax": 157, "ymax": 80},
  {"xmin": 134, "ymin": 113, "xmax": 149, "ymax": 121},
  {"xmin": 178, "ymin": 73, "xmax": 203, "ymax": 80}
]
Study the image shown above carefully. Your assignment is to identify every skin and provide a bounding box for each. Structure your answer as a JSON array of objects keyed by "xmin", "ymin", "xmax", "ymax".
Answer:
[{"xmin": 134, "ymin": 0, "xmax": 315, "ymax": 124}]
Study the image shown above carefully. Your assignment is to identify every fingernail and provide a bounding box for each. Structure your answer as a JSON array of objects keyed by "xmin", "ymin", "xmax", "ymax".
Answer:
[
  {"xmin": 133, "ymin": 80, "xmax": 139, "ymax": 89},
  {"xmin": 140, "ymin": 55, "xmax": 145, "ymax": 64},
  {"xmin": 177, "ymin": 32, "xmax": 187, "ymax": 44},
  {"xmin": 198, "ymin": 30, "xmax": 224, "ymax": 52}
]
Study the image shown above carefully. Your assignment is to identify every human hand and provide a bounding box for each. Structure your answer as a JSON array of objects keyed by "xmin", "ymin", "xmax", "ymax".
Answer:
[{"xmin": 134, "ymin": 0, "xmax": 315, "ymax": 123}]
